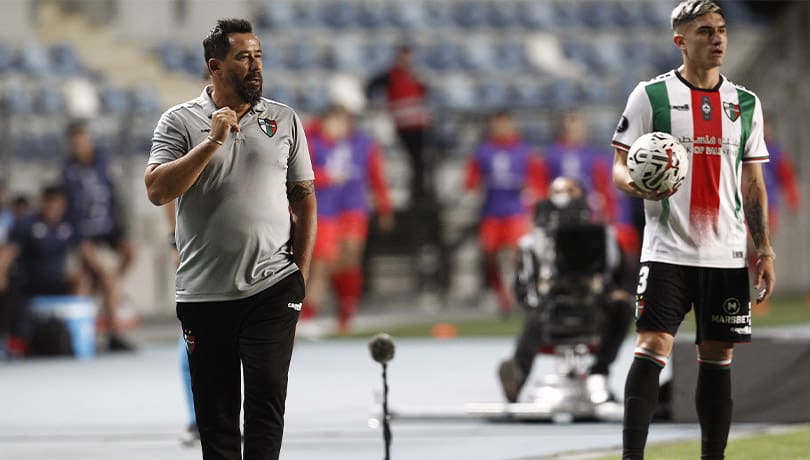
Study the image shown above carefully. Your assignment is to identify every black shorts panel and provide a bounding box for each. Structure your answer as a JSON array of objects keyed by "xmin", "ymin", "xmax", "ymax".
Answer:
[{"xmin": 635, "ymin": 262, "xmax": 751, "ymax": 344}]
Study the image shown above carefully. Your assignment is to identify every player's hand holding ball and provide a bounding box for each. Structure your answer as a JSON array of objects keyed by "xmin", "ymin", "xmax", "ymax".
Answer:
[{"xmin": 627, "ymin": 132, "xmax": 689, "ymax": 201}]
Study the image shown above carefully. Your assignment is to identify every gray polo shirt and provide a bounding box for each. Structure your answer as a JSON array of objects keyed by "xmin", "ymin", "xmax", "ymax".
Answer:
[{"xmin": 149, "ymin": 86, "xmax": 314, "ymax": 302}]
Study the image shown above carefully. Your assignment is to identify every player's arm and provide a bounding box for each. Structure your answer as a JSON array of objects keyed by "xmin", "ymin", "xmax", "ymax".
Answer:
[
  {"xmin": 288, "ymin": 180, "xmax": 317, "ymax": 285},
  {"xmin": 742, "ymin": 162, "xmax": 775, "ymax": 301},
  {"xmin": 145, "ymin": 108, "xmax": 239, "ymax": 205},
  {"xmin": 612, "ymin": 148, "xmax": 673, "ymax": 202},
  {"xmin": 0, "ymin": 243, "xmax": 20, "ymax": 291}
]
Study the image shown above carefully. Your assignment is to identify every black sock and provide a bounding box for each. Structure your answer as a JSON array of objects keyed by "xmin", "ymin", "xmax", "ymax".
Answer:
[
  {"xmin": 696, "ymin": 363, "xmax": 733, "ymax": 460},
  {"xmin": 623, "ymin": 353, "xmax": 665, "ymax": 460}
]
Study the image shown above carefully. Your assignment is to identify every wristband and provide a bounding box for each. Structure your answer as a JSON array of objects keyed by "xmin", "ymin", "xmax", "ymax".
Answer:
[
  {"xmin": 207, "ymin": 135, "xmax": 224, "ymax": 146},
  {"xmin": 758, "ymin": 250, "xmax": 776, "ymax": 260}
]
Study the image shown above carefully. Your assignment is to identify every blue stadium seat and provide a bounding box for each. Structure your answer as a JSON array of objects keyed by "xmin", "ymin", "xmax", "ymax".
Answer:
[
  {"xmin": 388, "ymin": 0, "xmax": 427, "ymax": 28},
  {"xmin": 184, "ymin": 47, "xmax": 207, "ymax": 79},
  {"xmin": 580, "ymin": 0, "xmax": 615, "ymax": 28},
  {"xmin": 358, "ymin": 0, "xmax": 389, "ymax": 28},
  {"xmin": 453, "ymin": 0, "xmax": 487, "ymax": 28},
  {"xmin": 422, "ymin": 40, "xmax": 459, "ymax": 70},
  {"xmin": 284, "ymin": 41, "xmax": 322, "ymax": 70},
  {"xmin": 50, "ymin": 44, "xmax": 82, "ymax": 77},
  {"xmin": 326, "ymin": 36, "xmax": 364, "ymax": 73},
  {"xmin": 612, "ymin": 0, "xmax": 646, "ymax": 28},
  {"xmin": 297, "ymin": 80, "xmax": 330, "ymax": 113},
  {"xmin": 4, "ymin": 85, "xmax": 33, "ymax": 114},
  {"xmin": 35, "ymin": 84, "xmax": 66, "ymax": 114},
  {"xmin": 0, "ymin": 43, "xmax": 13, "ymax": 74},
  {"xmin": 258, "ymin": 0, "xmax": 295, "ymax": 28},
  {"xmin": 437, "ymin": 74, "xmax": 476, "ymax": 110},
  {"xmin": 552, "ymin": 1, "xmax": 583, "ymax": 28},
  {"xmin": 100, "ymin": 86, "xmax": 131, "ymax": 115},
  {"xmin": 547, "ymin": 78, "xmax": 582, "ymax": 110},
  {"xmin": 423, "ymin": 0, "xmax": 453, "ymax": 27},
  {"xmin": 477, "ymin": 78, "xmax": 509, "ymax": 110},
  {"xmin": 17, "ymin": 42, "xmax": 51, "ymax": 76},
  {"xmin": 293, "ymin": 0, "xmax": 326, "ymax": 28},
  {"xmin": 494, "ymin": 39, "xmax": 529, "ymax": 72},
  {"xmin": 155, "ymin": 42, "xmax": 186, "ymax": 72},
  {"xmin": 509, "ymin": 78, "xmax": 546, "ymax": 109},
  {"xmin": 265, "ymin": 83, "xmax": 298, "ymax": 107},
  {"xmin": 364, "ymin": 40, "xmax": 395, "ymax": 75},
  {"xmin": 322, "ymin": 0, "xmax": 358, "ymax": 29},
  {"xmin": 130, "ymin": 86, "xmax": 161, "ymax": 115},
  {"xmin": 518, "ymin": 0, "xmax": 554, "ymax": 28},
  {"xmin": 487, "ymin": 0, "xmax": 521, "ymax": 28},
  {"xmin": 458, "ymin": 36, "xmax": 497, "ymax": 72}
]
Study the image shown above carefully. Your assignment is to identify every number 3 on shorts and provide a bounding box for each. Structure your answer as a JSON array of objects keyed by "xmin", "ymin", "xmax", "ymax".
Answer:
[{"xmin": 636, "ymin": 265, "xmax": 650, "ymax": 295}]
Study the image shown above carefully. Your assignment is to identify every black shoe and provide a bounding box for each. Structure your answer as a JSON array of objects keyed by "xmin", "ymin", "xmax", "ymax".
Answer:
[
  {"xmin": 108, "ymin": 334, "xmax": 136, "ymax": 352},
  {"xmin": 180, "ymin": 423, "xmax": 200, "ymax": 447},
  {"xmin": 498, "ymin": 358, "xmax": 524, "ymax": 403}
]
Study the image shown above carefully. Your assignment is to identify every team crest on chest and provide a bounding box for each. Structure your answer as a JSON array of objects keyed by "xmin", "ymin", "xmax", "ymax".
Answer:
[
  {"xmin": 258, "ymin": 118, "xmax": 277, "ymax": 138},
  {"xmin": 723, "ymin": 102, "xmax": 740, "ymax": 122}
]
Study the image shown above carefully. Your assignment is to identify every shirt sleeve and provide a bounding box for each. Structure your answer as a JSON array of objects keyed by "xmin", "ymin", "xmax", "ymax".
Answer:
[
  {"xmin": 287, "ymin": 111, "xmax": 315, "ymax": 183},
  {"xmin": 148, "ymin": 109, "xmax": 190, "ymax": 166},
  {"xmin": 742, "ymin": 96, "xmax": 770, "ymax": 164},
  {"xmin": 611, "ymin": 82, "xmax": 653, "ymax": 152}
]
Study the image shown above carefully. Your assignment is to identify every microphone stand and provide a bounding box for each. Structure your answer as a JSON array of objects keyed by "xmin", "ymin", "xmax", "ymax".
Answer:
[{"xmin": 381, "ymin": 362, "xmax": 392, "ymax": 460}]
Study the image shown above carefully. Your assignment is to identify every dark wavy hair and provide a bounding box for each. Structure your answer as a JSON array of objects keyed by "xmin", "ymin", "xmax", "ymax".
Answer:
[{"xmin": 203, "ymin": 18, "xmax": 253, "ymax": 63}]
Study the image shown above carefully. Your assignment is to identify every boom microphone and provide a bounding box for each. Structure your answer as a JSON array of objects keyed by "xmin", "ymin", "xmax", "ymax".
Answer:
[
  {"xmin": 369, "ymin": 333, "xmax": 395, "ymax": 460},
  {"xmin": 369, "ymin": 333, "xmax": 396, "ymax": 364}
]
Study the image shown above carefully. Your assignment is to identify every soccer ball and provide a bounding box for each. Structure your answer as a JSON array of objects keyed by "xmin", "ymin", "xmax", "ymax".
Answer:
[{"xmin": 627, "ymin": 132, "xmax": 689, "ymax": 193}]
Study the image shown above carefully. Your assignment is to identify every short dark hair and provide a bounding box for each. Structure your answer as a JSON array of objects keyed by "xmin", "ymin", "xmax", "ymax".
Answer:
[
  {"xmin": 671, "ymin": 0, "xmax": 724, "ymax": 31},
  {"xmin": 203, "ymin": 18, "xmax": 253, "ymax": 63},
  {"xmin": 42, "ymin": 184, "xmax": 66, "ymax": 200},
  {"xmin": 66, "ymin": 118, "xmax": 89, "ymax": 136}
]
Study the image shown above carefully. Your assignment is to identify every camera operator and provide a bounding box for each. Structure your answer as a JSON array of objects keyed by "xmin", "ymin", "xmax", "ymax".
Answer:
[{"xmin": 498, "ymin": 177, "xmax": 635, "ymax": 404}]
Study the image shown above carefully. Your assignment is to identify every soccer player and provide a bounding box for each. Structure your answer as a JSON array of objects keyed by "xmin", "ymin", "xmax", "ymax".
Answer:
[
  {"xmin": 302, "ymin": 106, "xmax": 393, "ymax": 335},
  {"xmin": 61, "ymin": 120, "xmax": 136, "ymax": 351},
  {"xmin": 544, "ymin": 111, "xmax": 618, "ymax": 221},
  {"xmin": 145, "ymin": 18, "xmax": 316, "ymax": 459},
  {"xmin": 611, "ymin": 2, "xmax": 775, "ymax": 459},
  {"xmin": 464, "ymin": 111, "xmax": 547, "ymax": 316}
]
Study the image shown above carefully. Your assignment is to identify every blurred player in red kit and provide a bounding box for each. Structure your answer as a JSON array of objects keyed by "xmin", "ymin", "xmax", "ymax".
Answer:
[
  {"xmin": 465, "ymin": 111, "xmax": 547, "ymax": 316},
  {"xmin": 303, "ymin": 106, "xmax": 393, "ymax": 334}
]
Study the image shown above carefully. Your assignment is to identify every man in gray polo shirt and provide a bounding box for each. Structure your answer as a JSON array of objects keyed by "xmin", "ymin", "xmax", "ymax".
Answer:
[{"xmin": 145, "ymin": 18, "xmax": 316, "ymax": 460}]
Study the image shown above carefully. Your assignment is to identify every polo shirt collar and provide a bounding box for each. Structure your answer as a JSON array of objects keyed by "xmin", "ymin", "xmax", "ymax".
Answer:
[{"xmin": 200, "ymin": 85, "xmax": 267, "ymax": 117}]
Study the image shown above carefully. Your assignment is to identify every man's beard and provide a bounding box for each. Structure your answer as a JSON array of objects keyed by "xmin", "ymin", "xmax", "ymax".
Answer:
[{"xmin": 228, "ymin": 71, "xmax": 263, "ymax": 106}]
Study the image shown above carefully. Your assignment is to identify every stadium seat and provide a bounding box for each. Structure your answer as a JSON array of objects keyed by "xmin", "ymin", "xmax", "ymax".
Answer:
[
  {"xmin": 99, "ymin": 86, "xmax": 131, "ymax": 115},
  {"xmin": 183, "ymin": 47, "xmax": 206, "ymax": 79},
  {"xmin": 547, "ymin": 78, "xmax": 583, "ymax": 110},
  {"xmin": 388, "ymin": 0, "xmax": 427, "ymax": 29},
  {"xmin": 477, "ymin": 78, "xmax": 509, "ymax": 110},
  {"xmin": 423, "ymin": 40, "xmax": 459, "ymax": 70},
  {"xmin": 17, "ymin": 42, "xmax": 51, "ymax": 76},
  {"xmin": 265, "ymin": 83, "xmax": 298, "ymax": 107},
  {"xmin": 0, "ymin": 43, "xmax": 13, "ymax": 74},
  {"xmin": 487, "ymin": 0, "xmax": 521, "ymax": 29},
  {"xmin": 438, "ymin": 74, "xmax": 476, "ymax": 110},
  {"xmin": 517, "ymin": 0, "xmax": 554, "ymax": 28},
  {"xmin": 258, "ymin": 0, "xmax": 295, "ymax": 28},
  {"xmin": 284, "ymin": 41, "xmax": 322, "ymax": 70},
  {"xmin": 580, "ymin": 0, "xmax": 615, "ymax": 29},
  {"xmin": 50, "ymin": 44, "xmax": 82, "ymax": 77},
  {"xmin": 453, "ymin": 0, "xmax": 487, "ymax": 28},
  {"xmin": 35, "ymin": 84, "xmax": 67, "ymax": 115},
  {"xmin": 326, "ymin": 36, "xmax": 365, "ymax": 72},
  {"xmin": 130, "ymin": 86, "xmax": 161, "ymax": 115},
  {"xmin": 458, "ymin": 35, "xmax": 497, "ymax": 72},
  {"xmin": 322, "ymin": 0, "xmax": 358, "ymax": 29},
  {"xmin": 3, "ymin": 84, "xmax": 34, "ymax": 114},
  {"xmin": 155, "ymin": 42, "xmax": 186, "ymax": 73},
  {"xmin": 508, "ymin": 77, "xmax": 547, "ymax": 109},
  {"xmin": 293, "ymin": 0, "xmax": 326, "ymax": 28},
  {"xmin": 297, "ymin": 79, "xmax": 330, "ymax": 114},
  {"xmin": 423, "ymin": 0, "xmax": 454, "ymax": 27}
]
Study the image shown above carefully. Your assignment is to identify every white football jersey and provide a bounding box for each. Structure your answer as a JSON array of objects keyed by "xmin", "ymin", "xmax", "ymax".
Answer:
[{"xmin": 612, "ymin": 70, "xmax": 769, "ymax": 268}]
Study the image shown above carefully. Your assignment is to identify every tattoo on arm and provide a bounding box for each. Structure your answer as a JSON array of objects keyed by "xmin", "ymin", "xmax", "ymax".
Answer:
[
  {"xmin": 743, "ymin": 177, "xmax": 769, "ymax": 251},
  {"xmin": 287, "ymin": 180, "xmax": 315, "ymax": 203}
]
